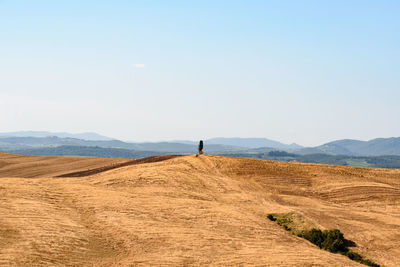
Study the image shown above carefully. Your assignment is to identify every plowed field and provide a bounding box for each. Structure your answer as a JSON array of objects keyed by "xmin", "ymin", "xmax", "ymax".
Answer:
[{"xmin": 1, "ymin": 153, "xmax": 399, "ymax": 266}]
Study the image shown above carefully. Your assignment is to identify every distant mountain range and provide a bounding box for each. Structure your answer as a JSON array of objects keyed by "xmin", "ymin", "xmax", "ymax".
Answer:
[
  {"xmin": 1, "ymin": 131, "xmax": 400, "ymax": 157},
  {"xmin": 0, "ymin": 136, "xmax": 244, "ymax": 154},
  {"xmin": 170, "ymin": 137, "xmax": 302, "ymax": 150},
  {"xmin": 0, "ymin": 131, "xmax": 113, "ymax": 141},
  {"xmin": 204, "ymin": 137, "xmax": 303, "ymax": 150},
  {"xmin": 0, "ymin": 133, "xmax": 303, "ymax": 151},
  {"xmin": 296, "ymin": 137, "xmax": 400, "ymax": 156}
]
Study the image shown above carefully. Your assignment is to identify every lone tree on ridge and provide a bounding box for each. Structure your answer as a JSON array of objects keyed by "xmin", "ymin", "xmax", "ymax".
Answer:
[{"xmin": 198, "ymin": 140, "xmax": 204, "ymax": 154}]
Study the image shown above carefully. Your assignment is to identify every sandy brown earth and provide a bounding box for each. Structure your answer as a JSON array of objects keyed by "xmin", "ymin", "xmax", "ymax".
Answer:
[
  {"xmin": 1, "ymin": 153, "xmax": 399, "ymax": 266},
  {"xmin": 0, "ymin": 153, "xmax": 128, "ymax": 178}
]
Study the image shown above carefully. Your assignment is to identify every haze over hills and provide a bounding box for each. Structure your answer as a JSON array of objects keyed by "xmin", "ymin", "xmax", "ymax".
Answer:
[
  {"xmin": 2, "ymin": 133, "xmax": 400, "ymax": 169},
  {"xmin": 297, "ymin": 137, "xmax": 400, "ymax": 156},
  {"xmin": 2, "ymin": 132, "xmax": 400, "ymax": 155},
  {"xmin": 0, "ymin": 136, "xmax": 245, "ymax": 154},
  {"xmin": 0, "ymin": 133, "xmax": 299, "ymax": 150},
  {"xmin": 0, "ymin": 153, "xmax": 399, "ymax": 266},
  {"xmin": 205, "ymin": 137, "xmax": 303, "ymax": 150},
  {"xmin": 0, "ymin": 131, "xmax": 113, "ymax": 141}
]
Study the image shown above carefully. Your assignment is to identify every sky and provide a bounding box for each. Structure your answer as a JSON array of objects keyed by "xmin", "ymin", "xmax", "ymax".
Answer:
[{"xmin": 1, "ymin": 0, "xmax": 399, "ymax": 146}]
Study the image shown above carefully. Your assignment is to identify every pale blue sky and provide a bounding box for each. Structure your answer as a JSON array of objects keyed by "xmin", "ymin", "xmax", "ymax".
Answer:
[{"xmin": 1, "ymin": 0, "xmax": 399, "ymax": 146}]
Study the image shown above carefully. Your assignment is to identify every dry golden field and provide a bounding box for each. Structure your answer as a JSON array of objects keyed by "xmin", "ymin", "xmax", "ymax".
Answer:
[{"xmin": 1, "ymin": 152, "xmax": 399, "ymax": 266}]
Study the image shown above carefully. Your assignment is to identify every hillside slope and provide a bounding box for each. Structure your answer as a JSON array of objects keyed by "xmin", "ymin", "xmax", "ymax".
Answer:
[
  {"xmin": 1, "ymin": 154, "xmax": 399, "ymax": 266},
  {"xmin": 0, "ymin": 152, "xmax": 128, "ymax": 178}
]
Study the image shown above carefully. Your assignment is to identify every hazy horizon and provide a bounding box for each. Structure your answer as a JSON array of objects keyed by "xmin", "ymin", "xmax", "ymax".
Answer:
[
  {"xmin": 1, "ymin": 1, "xmax": 399, "ymax": 146},
  {"xmin": 2, "ymin": 130, "xmax": 400, "ymax": 148}
]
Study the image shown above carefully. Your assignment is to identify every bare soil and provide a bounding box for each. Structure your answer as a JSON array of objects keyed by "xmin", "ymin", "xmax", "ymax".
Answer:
[{"xmin": 1, "ymin": 153, "xmax": 399, "ymax": 266}]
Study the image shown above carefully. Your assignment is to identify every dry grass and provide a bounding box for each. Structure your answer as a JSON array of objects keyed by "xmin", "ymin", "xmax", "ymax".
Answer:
[{"xmin": 1, "ymin": 153, "xmax": 400, "ymax": 266}]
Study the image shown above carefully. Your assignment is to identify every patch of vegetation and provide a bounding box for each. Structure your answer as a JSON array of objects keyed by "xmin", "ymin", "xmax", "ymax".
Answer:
[
  {"xmin": 267, "ymin": 213, "xmax": 380, "ymax": 267},
  {"xmin": 267, "ymin": 213, "xmax": 292, "ymax": 230},
  {"xmin": 266, "ymin": 212, "xmax": 316, "ymax": 236},
  {"xmin": 267, "ymin": 214, "xmax": 276, "ymax": 221},
  {"xmin": 345, "ymin": 251, "xmax": 380, "ymax": 267},
  {"xmin": 345, "ymin": 160, "xmax": 373, "ymax": 167},
  {"xmin": 300, "ymin": 228, "xmax": 346, "ymax": 253}
]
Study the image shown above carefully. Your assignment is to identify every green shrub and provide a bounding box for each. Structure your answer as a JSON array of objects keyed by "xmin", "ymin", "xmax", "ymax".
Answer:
[
  {"xmin": 302, "ymin": 228, "xmax": 325, "ymax": 248},
  {"xmin": 267, "ymin": 214, "xmax": 380, "ymax": 267},
  {"xmin": 344, "ymin": 252, "xmax": 380, "ymax": 267},
  {"xmin": 360, "ymin": 259, "xmax": 380, "ymax": 267},
  {"xmin": 301, "ymin": 228, "xmax": 346, "ymax": 252},
  {"xmin": 322, "ymin": 229, "xmax": 346, "ymax": 253},
  {"xmin": 345, "ymin": 251, "xmax": 362, "ymax": 261},
  {"xmin": 301, "ymin": 228, "xmax": 379, "ymax": 266}
]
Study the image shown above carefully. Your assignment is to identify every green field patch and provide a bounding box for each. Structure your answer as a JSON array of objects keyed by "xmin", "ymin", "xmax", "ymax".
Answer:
[{"xmin": 345, "ymin": 160, "xmax": 374, "ymax": 167}]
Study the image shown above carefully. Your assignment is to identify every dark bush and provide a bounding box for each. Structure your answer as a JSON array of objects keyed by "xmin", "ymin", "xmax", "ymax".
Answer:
[
  {"xmin": 360, "ymin": 259, "xmax": 380, "ymax": 267},
  {"xmin": 346, "ymin": 251, "xmax": 363, "ymax": 261},
  {"xmin": 267, "ymin": 216, "xmax": 380, "ymax": 267},
  {"xmin": 322, "ymin": 229, "xmax": 346, "ymax": 252},
  {"xmin": 302, "ymin": 228, "xmax": 326, "ymax": 248},
  {"xmin": 301, "ymin": 228, "xmax": 380, "ymax": 266},
  {"xmin": 301, "ymin": 228, "xmax": 346, "ymax": 252},
  {"xmin": 267, "ymin": 214, "xmax": 276, "ymax": 221}
]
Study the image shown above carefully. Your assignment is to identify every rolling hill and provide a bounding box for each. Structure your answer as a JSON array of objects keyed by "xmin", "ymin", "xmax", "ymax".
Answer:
[
  {"xmin": 298, "ymin": 138, "xmax": 400, "ymax": 156},
  {"xmin": 1, "ymin": 153, "xmax": 399, "ymax": 266}
]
